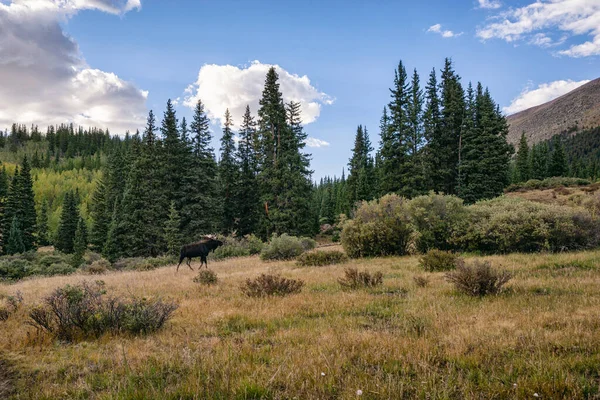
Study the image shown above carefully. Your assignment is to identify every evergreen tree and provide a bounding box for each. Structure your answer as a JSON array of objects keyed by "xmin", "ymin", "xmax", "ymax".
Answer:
[
  {"xmin": 219, "ymin": 109, "xmax": 239, "ymax": 234},
  {"xmin": 164, "ymin": 201, "xmax": 182, "ymax": 257},
  {"xmin": 5, "ymin": 216, "xmax": 25, "ymax": 255},
  {"xmin": 161, "ymin": 99, "xmax": 188, "ymax": 217},
  {"xmin": 530, "ymin": 142, "xmax": 549, "ymax": 180},
  {"xmin": 56, "ymin": 191, "xmax": 79, "ymax": 253},
  {"xmin": 37, "ymin": 199, "xmax": 50, "ymax": 246},
  {"xmin": 548, "ymin": 137, "xmax": 568, "ymax": 177},
  {"xmin": 235, "ymin": 105, "xmax": 260, "ymax": 236},
  {"xmin": 3, "ymin": 166, "xmax": 20, "ymax": 253},
  {"xmin": 516, "ymin": 132, "xmax": 530, "ymax": 182},
  {"xmin": 347, "ymin": 125, "xmax": 374, "ymax": 207},
  {"xmin": 89, "ymin": 175, "xmax": 108, "ymax": 251},
  {"xmin": 117, "ymin": 110, "xmax": 169, "ymax": 257},
  {"xmin": 423, "ymin": 68, "xmax": 442, "ymax": 190},
  {"xmin": 183, "ymin": 100, "xmax": 222, "ymax": 239},
  {"xmin": 18, "ymin": 156, "xmax": 36, "ymax": 250},
  {"xmin": 406, "ymin": 68, "xmax": 425, "ymax": 196},
  {"xmin": 72, "ymin": 217, "xmax": 88, "ymax": 266}
]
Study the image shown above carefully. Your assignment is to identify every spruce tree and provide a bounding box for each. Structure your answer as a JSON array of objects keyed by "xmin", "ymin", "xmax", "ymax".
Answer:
[
  {"xmin": 219, "ymin": 109, "xmax": 239, "ymax": 234},
  {"xmin": 164, "ymin": 201, "xmax": 182, "ymax": 257},
  {"xmin": 5, "ymin": 216, "xmax": 25, "ymax": 255},
  {"xmin": 3, "ymin": 166, "xmax": 21, "ymax": 253},
  {"xmin": 56, "ymin": 191, "xmax": 79, "ymax": 253},
  {"xmin": 423, "ymin": 68, "xmax": 442, "ymax": 191},
  {"xmin": 531, "ymin": 142, "xmax": 549, "ymax": 180},
  {"xmin": 89, "ymin": 175, "xmax": 108, "ymax": 251},
  {"xmin": 37, "ymin": 199, "xmax": 50, "ymax": 246},
  {"xmin": 516, "ymin": 132, "xmax": 530, "ymax": 182},
  {"xmin": 118, "ymin": 110, "xmax": 169, "ymax": 257},
  {"xmin": 72, "ymin": 217, "xmax": 88, "ymax": 267},
  {"xmin": 347, "ymin": 125, "xmax": 372, "ymax": 208},
  {"xmin": 406, "ymin": 68, "xmax": 425, "ymax": 196},
  {"xmin": 548, "ymin": 137, "xmax": 568, "ymax": 177},
  {"xmin": 182, "ymin": 100, "xmax": 222, "ymax": 239},
  {"xmin": 18, "ymin": 156, "xmax": 36, "ymax": 250},
  {"xmin": 235, "ymin": 105, "xmax": 260, "ymax": 236},
  {"xmin": 161, "ymin": 99, "xmax": 188, "ymax": 218}
]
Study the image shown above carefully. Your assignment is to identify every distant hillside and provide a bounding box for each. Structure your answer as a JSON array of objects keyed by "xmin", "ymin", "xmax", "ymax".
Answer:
[{"xmin": 507, "ymin": 78, "xmax": 600, "ymax": 145}]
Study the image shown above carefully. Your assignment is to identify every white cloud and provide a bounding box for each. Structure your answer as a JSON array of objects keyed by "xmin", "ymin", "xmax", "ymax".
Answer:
[
  {"xmin": 0, "ymin": 1, "xmax": 147, "ymax": 133},
  {"xmin": 305, "ymin": 137, "xmax": 330, "ymax": 148},
  {"xmin": 477, "ymin": 0, "xmax": 600, "ymax": 57},
  {"xmin": 183, "ymin": 61, "xmax": 333, "ymax": 128},
  {"xmin": 478, "ymin": 0, "xmax": 501, "ymax": 9},
  {"xmin": 427, "ymin": 24, "xmax": 463, "ymax": 38},
  {"xmin": 503, "ymin": 79, "xmax": 590, "ymax": 115}
]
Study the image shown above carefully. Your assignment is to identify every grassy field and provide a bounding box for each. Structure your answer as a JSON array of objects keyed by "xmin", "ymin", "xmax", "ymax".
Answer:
[{"xmin": 2, "ymin": 247, "xmax": 600, "ymax": 399}]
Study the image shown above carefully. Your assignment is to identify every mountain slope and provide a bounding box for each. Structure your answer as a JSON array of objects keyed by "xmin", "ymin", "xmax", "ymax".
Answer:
[{"xmin": 507, "ymin": 78, "xmax": 600, "ymax": 145}]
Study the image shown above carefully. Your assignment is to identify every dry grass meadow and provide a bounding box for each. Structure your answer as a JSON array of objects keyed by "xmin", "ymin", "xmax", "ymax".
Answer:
[{"xmin": 2, "ymin": 246, "xmax": 600, "ymax": 399}]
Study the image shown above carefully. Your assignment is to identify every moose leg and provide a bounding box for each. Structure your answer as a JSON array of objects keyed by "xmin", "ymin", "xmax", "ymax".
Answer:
[
  {"xmin": 177, "ymin": 255, "xmax": 185, "ymax": 273},
  {"xmin": 201, "ymin": 255, "xmax": 208, "ymax": 269},
  {"xmin": 187, "ymin": 257, "xmax": 193, "ymax": 271}
]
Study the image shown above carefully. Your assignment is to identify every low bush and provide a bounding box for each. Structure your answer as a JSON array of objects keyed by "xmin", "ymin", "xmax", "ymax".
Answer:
[
  {"xmin": 341, "ymin": 194, "xmax": 413, "ymax": 258},
  {"xmin": 505, "ymin": 177, "xmax": 591, "ymax": 192},
  {"xmin": 0, "ymin": 292, "xmax": 23, "ymax": 322},
  {"xmin": 260, "ymin": 234, "xmax": 307, "ymax": 261},
  {"xmin": 452, "ymin": 196, "xmax": 600, "ymax": 253},
  {"xmin": 210, "ymin": 235, "xmax": 265, "ymax": 260},
  {"xmin": 419, "ymin": 249, "xmax": 461, "ymax": 272},
  {"xmin": 112, "ymin": 256, "xmax": 174, "ymax": 271},
  {"xmin": 413, "ymin": 275, "xmax": 430, "ymax": 288},
  {"xmin": 299, "ymin": 237, "xmax": 317, "ymax": 251},
  {"xmin": 28, "ymin": 281, "xmax": 178, "ymax": 340},
  {"xmin": 240, "ymin": 274, "xmax": 304, "ymax": 297},
  {"xmin": 84, "ymin": 259, "xmax": 112, "ymax": 275},
  {"xmin": 193, "ymin": 269, "xmax": 218, "ymax": 285},
  {"xmin": 445, "ymin": 260, "xmax": 511, "ymax": 296},
  {"xmin": 408, "ymin": 193, "xmax": 466, "ymax": 253},
  {"xmin": 296, "ymin": 250, "xmax": 348, "ymax": 267},
  {"xmin": 338, "ymin": 268, "xmax": 383, "ymax": 289}
]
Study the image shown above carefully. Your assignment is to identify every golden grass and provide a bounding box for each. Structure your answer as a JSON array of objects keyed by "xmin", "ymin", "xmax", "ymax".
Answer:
[{"xmin": 2, "ymin": 248, "xmax": 600, "ymax": 399}]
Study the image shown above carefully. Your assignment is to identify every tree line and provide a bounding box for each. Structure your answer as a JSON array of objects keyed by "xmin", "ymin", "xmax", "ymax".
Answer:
[{"xmin": 315, "ymin": 58, "xmax": 514, "ymax": 223}]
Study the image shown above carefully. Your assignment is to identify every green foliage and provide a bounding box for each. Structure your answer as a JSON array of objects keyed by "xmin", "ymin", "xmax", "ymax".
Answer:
[
  {"xmin": 407, "ymin": 192, "xmax": 466, "ymax": 253},
  {"xmin": 219, "ymin": 109, "xmax": 239, "ymax": 234},
  {"xmin": 37, "ymin": 199, "xmax": 50, "ymax": 246},
  {"xmin": 72, "ymin": 217, "xmax": 88, "ymax": 267},
  {"xmin": 0, "ymin": 251, "xmax": 76, "ymax": 280},
  {"xmin": 338, "ymin": 268, "xmax": 383, "ymax": 289},
  {"xmin": 193, "ymin": 269, "xmax": 218, "ymax": 286},
  {"xmin": 5, "ymin": 217, "xmax": 25, "ymax": 255},
  {"xmin": 164, "ymin": 202, "xmax": 182, "ymax": 258},
  {"xmin": 516, "ymin": 132, "xmax": 530, "ymax": 182},
  {"xmin": 240, "ymin": 274, "xmax": 304, "ymax": 297},
  {"xmin": 260, "ymin": 234, "xmax": 308, "ymax": 261},
  {"xmin": 341, "ymin": 194, "xmax": 412, "ymax": 258},
  {"xmin": 28, "ymin": 281, "xmax": 178, "ymax": 341},
  {"xmin": 445, "ymin": 260, "xmax": 512, "ymax": 296},
  {"xmin": 84, "ymin": 259, "xmax": 111, "ymax": 275},
  {"xmin": 111, "ymin": 256, "xmax": 174, "ymax": 271},
  {"xmin": 296, "ymin": 250, "xmax": 348, "ymax": 267},
  {"xmin": 55, "ymin": 191, "xmax": 79, "ymax": 254},
  {"xmin": 452, "ymin": 196, "xmax": 600, "ymax": 253},
  {"xmin": 235, "ymin": 105, "xmax": 260, "ymax": 236},
  {"xmin": 419, "ymin": 249, "xmax": 461, "ymax": 272},
  {"xmin": 548, "ymin": 137, "xmax": 568, "ymax": 178}
]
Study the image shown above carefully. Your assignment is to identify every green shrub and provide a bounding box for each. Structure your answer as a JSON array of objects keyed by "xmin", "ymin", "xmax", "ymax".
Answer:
[
  {"xmin": 0, "ymin": 258, "xmax": 33, "ymax": 280},
  {"xmin": 260, "ymin": 234, "xmax": 306, "ymax": 261},
  {"xmin": 408, "ymin": 193, "xmax": 466, "ymax": 253},
  {"xmin": 452, "ymin": 196, "xmax": 600, "ymax": 253},
  {"xmin": 505, "ymin": 177, "xmax": 591, "ymax": 192},
  {"xmin": 338, "ymin": 268, "xmax": 383, "ymax": 289},
  {"xmin": 419, "ymin": 249, "xmax": 461, "ymax": 272},
  {"xmin": 341, "ymin": 194, "xmax": 413, "ymax": 258},
  {"xmin": 299, "ymin": 237, "xmax": 317, "ymax": 251},
  {"xmin": 445, "ymin": 260, "xmax": 511, "ymax": 296},
  {"xmin": 193, "ymin": 269, "xmax": 218, "ymax": 285},
  {"xmin": 296, "ymin": 250, "xmax": 348, "ymax": 267},
  {"xmin": 112, "ymin": 256, "xmax": 174, "ymax": 271},
  {"xmin": 28, "ymin": 281, "xmax": 178, "ymax": 340},
  {"xmin": 240, "ymin": 274, "xmax": 304, "ymax": 297},
  {"xmin": 245, "ymin": 234, "xmax": 264, "ymax": 255},
  {"xmin": 209, "ymin": 235, "xmax": 265, "ymax": 260}
]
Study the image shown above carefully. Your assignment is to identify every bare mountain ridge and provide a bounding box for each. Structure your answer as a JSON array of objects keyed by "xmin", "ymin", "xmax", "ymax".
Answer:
[{"xmin": 506, "ymin": 77, "xmax": 600, "ymax": 146}]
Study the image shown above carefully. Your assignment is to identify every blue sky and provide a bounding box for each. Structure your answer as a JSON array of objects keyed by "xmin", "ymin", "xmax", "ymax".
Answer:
[{"xmin": 1, "ymin": 0, "xmax": 599, "ymax": 179}]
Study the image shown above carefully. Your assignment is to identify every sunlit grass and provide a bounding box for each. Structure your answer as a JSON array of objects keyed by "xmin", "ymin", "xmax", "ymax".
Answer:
[{"xmin": 2, "ymin": 247, "xmax": 600, "ymax": 398}]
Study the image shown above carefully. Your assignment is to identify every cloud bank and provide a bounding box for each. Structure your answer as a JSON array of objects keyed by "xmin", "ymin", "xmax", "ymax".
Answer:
[
  {"xmin": 183, "ymin": 61, "xmax": 333, "ymax": 128},
  {"xmin": 477, "ymin": 0, "xmax": 600, "ymax": 57},
  {"xmin": 503, "ymin": 79, "xmax": 591, "ymax": 115},
  {"xmin": 0, "ymin": 0, "xmax": 148, "ymax": 133}
]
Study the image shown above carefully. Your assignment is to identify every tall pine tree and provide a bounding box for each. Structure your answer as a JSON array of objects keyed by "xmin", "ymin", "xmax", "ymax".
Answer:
[{"xmin": 219, "ymin": 109, "xmax": 239, "ymax": 234}]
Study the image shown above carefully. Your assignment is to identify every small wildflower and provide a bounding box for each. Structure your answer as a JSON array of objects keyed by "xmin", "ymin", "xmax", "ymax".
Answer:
[
  {"xmin": 321, "ymin": 372, "xmax": 325, "ymax": 376},
  {"xmin": 513, "ymin": 383, "xmax": 517, "ymax": 388},
  {"xmin": 533, "ymin": 394, "xmax": 539, "ymax": 398},
  {"xmin": 356, "ymin": 389, "xmax": 363, "ymax": 396}
]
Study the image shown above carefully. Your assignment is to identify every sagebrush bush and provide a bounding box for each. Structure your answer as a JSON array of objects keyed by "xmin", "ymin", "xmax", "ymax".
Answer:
[
  {"xmin": 299, "ymin": 237, "xmax": 317, "ymax": 251},
  {"xmin": 445, "ymin": 260, "xmax": 511, "ymax": 296},
  {"xmin": 193, "ymin": 269, "xmax": 218, "ymax": 285},
  {"xmin": 84, "ymin": 259, "xmax": 111, "ymax": 275},
  {"xmin": 341, "ymin": 194, "xmax": 413, "ymax": 258},
  {"xmin": 452, "ymin": 196, "xmax": 600, "ymax": 253},
  {"xmin": 505, "ymin": 177, "xmax": 591, "ymax": 192},
  {"xmin": 408, "ymin": 193, "xmax": 466, "ymax": 253},
  {"xmin": 419, "ymin": 249, "xmax": 461, "ymax": 272},
  {"xmin": 413, "ymin": 275, "xmax": 430, "ymax": 288},
  {"xmin": 296, "ymin": 250, "xmax": 348, "ymax": 267},
  {"xmin": 260, "ymin": 234, "xmax": 307, "ymax": 261},
  {"xmin": 338, "ymin": 268, "xmax": 383, "ymax": 289},
  {"xmin": 28, "ymin": 281, "xmax": 178, "ymax": 340},
  {"xmin": 112, "ymin": 256, "xmax": 175, "ymax": 271},
  {"xmin": 240, "ymin": 274, "xmax": 304, "ymax": 297},
  {"xmin": 0, "ymin": 292, "xmax": 23, "ymax": 322}
]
